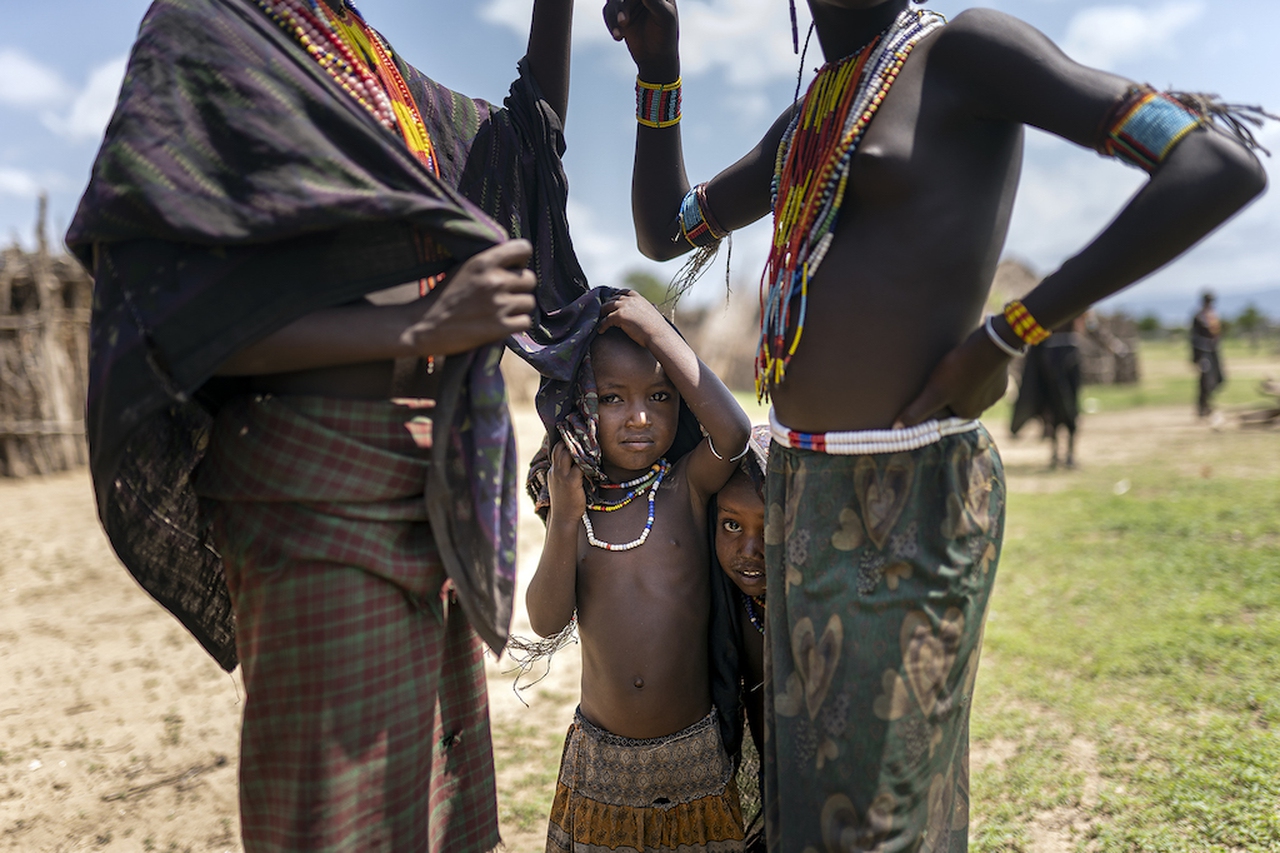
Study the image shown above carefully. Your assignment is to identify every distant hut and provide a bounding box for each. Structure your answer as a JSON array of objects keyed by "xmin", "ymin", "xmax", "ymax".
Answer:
[
  {"xmin": 0, "ymin": 198, "xmax": 93, "ymax": 477},
  {"xmin": 991, "ymin": 259, "xmax": 1139, "ymax": 386}
]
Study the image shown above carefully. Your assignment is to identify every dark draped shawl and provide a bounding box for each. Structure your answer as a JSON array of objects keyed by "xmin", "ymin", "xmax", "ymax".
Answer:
[{"xmin": 66, "ymin": 0, "xmax": 588, "ymax": 670}]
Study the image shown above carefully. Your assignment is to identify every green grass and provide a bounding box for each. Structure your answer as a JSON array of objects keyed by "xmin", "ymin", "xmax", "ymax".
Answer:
[
  {"xmin": 493, "ymin": 720, "xmax": 565, "ymax": 836},
  {"xmin": 971, "ymin": 468, "xmax": 1280, "ymax": 851}
]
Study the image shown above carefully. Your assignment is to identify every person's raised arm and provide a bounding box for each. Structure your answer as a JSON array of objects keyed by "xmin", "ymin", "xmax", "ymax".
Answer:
[
  {"xmin": 527, "ymin": 0, "xmax": 574, "ymax": 124},
  {"xmin": 596, "ymin": 290, "xmax": 750, "ymax": 502},
  {"xmin": 215, "ymin": 241, "xmax": 536, "ymax": 376},
  {"xmin": 606, "ymin": 0, "xmax": 780, "ymax": 260},
  {"xmin": 526, "ymin": 442, "xmax": 585, "ymax": 637},
  {"xmin": 895, "ymin": 9, "xmax": 1267, "ymax": 427}
]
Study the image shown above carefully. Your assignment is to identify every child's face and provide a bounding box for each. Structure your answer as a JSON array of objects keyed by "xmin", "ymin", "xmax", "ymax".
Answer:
[
  {"xmin": 715, "ymin": 473, "xmax": 766, "ymax": 598},
  {"xmin": 591, "ymin": 334, "xmax": 680, "ymax": 480}
]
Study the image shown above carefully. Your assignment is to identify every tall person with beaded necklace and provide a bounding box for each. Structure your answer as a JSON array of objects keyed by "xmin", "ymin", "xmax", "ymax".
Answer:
[
  {"xmin": 527, "ymin": 289, "xmax": 752, "ymax": 852},
  {"xmin": 607, "ymin": 0, "xmax": 1268, "ymax": 848},
  {"xmin": 69, "ymin": 0, "xmax": 587, "ymax": 849}
]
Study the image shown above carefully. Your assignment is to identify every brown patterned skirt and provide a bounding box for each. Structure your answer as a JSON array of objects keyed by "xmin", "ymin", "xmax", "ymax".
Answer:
[{"xmin": 546, "ymin": 709, "xmax": 746, "ymax": 853}]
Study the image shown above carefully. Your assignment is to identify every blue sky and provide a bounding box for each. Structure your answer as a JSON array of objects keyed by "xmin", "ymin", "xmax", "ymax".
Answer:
[{"xmin": 2, "ymin": 0, "xmax": 1278, "ymax": 319}]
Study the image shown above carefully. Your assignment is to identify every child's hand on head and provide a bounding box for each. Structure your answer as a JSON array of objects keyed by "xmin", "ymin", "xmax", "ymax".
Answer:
[
  {"xmin": 597, "ymin": 290, "xmax": 668, "ymax": 351},
  {"xmin": 547, "ymin": 442, "xmax": 588, "ymax": 521}
]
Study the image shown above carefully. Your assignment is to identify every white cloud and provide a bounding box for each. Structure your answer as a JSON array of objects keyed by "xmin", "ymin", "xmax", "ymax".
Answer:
[
  {"xmin": 0, "ymin": 49, "xmax": 71, "ymax": 108},
  {"xmin": 1061, "ymin": 2, "xmax": 1203, "ymax": 71},
  {"xmin": 680, "ymin": 0, "xmax": 811, "ymax": 86},
  {"xmin": 479, "ymin": 0, "xmax": 613, "ymax": 46},
  {"xmin": 478, "ymin": 0, "xmax": 812, "ymax": 86},
  {"xmin": 0, "ymin": 167, "xmax": 41, "ymax": 198},
  {"xmin": 42, "ymin": 56, "xmax": 128, "ymax": 143}
]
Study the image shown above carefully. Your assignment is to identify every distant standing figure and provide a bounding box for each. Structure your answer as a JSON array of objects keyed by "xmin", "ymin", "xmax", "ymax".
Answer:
[
  {"xmin": 1011, "ymin": 319, "xmax": 1083, "ymax": 468},
  {"xmin": 1192, "ymin": 291, "xmax": 1225, "ymax": 418}
]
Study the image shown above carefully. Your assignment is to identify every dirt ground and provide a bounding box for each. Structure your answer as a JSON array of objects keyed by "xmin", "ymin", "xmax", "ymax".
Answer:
[{"xmin": 1, "ymin": 372, "xmax": 1276, "ymax": 851}]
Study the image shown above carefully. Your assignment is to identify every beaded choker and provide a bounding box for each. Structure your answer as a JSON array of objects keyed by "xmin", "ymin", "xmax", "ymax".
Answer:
[
  {"xmin": 756, "ymin": 9, "xmax": 944, "ymax": 400},
  {"xmin": 743, "ymin": 592, "xmax": 766, "ymax": 635},
  {"xmin": 588, "ymin": 461, "xmax": 665, "ymax": 513},
  {"xmin": 582, "ymin": 459, "xmax": 670, "ymax": 551}
]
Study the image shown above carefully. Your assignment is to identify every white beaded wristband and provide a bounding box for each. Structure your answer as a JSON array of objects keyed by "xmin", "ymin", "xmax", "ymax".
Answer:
[{"xmin": 984, "ymin": 315, "xmax": 1026, "ymax": 359}]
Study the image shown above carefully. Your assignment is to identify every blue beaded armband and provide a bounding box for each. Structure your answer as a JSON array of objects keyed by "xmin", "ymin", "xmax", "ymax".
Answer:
[{"xmin": 1101, "ymin": 87, "xmax": 1204, "ymax": 172}]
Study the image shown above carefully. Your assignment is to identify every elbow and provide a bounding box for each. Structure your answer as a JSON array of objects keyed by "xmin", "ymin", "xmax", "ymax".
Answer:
[
  {"xmin": 1206, "ymin": 131, "xmax": 1269, "ymax": 207},
  {"xmin": 528, "ymin": 611, "xmax": 570, "ymax": 639},
  {"xmin": 636, "ymin": 232, "xmax": 684, "ymax": 263}
]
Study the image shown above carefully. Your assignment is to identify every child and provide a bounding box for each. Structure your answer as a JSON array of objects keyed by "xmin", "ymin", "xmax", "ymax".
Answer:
[
  {"xmin": 527, "ymin": 289, "xmax": 752, "ymax": 853},
  {"xmin": 609, "ymin": 0, "xmax": 1266, "ymax": 847},
  {"xmin": 708, "ymin": 425, "xmax": 771, "ymax": 851}
]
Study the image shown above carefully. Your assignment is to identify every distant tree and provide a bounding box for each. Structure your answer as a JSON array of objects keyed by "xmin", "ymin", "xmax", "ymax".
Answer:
[
  {"xmin": 1236, "ymin": 303, "xmax": 1266, "ymax": 351},
  {"xmin": 1137, "ymin": 313, "xmax": 1163, "ymax": 338},
  {"xmin": 622, "ymin": 270, "xmax": 671, "ymax": 307}
]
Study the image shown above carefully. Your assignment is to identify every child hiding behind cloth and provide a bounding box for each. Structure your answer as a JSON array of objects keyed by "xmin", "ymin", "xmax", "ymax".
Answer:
[
  {"xmin": 708, "ymin": 425, "xmax": 771, "ymax": 851},
  {"xmin": 526, "ymin": 289, "xmax": 752, "ymax": 853}
]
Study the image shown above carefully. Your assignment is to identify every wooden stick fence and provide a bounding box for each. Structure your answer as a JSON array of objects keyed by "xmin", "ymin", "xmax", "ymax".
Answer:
[{"xmin": 0, "ymin": 197, "xmax": 93, "ymax": 478}]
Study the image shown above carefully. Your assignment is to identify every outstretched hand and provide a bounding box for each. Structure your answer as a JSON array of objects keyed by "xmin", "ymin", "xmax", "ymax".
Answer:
[
  {"xmin": 893, "ymin": 326, "xmax": 1012, "ymax": 429},
  {"xmin": 604, "ymin": 0, "xmax": 679, "ymax": 78}
]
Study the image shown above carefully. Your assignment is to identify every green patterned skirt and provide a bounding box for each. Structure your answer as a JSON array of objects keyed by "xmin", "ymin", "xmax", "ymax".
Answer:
[{"xmin": 762, "ymin": 424, "xmax": 1005, "ymax": 852}]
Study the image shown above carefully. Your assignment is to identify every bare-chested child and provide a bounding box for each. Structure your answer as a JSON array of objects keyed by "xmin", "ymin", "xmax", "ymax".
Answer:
[
  {"xmin": 607, "ymin": 0, "xmax": 1267, "ymax": 847},
  {"xmin": 527, "ymin": 289, "xmax": 752, "ymax": 853}
]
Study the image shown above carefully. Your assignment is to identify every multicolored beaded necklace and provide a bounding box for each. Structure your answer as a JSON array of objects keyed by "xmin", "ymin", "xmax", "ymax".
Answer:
[
  {"xmin": 255, "ymin": 0, "xmax": 440, "ymax": 178},
  {"xmin": 742, "ymin": 592, "xmax": 766, "ymax": 635},
  {"xmin": 582, "ymin": 459, "xmax": 670, "ymax": 551},
  {"xmin": 756, "ymin": 8, "xmax": 945, "ymax": 400},
  {"xmin": 588, "ymin": 461, "xmax": 666, "ymax": 513}
]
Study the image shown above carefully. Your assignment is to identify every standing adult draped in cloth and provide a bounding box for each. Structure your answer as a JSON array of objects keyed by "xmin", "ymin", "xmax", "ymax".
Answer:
[
  {"xmin": 67, "ymin": 0, "xmax": 588, "ymax": 849},
  {"xmin": 606, "ymin": 0, "xmax": 1268, "ymax": 848}
]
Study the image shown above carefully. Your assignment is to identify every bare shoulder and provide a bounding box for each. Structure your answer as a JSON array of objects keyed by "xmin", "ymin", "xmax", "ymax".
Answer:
[{"xmin": 929, "ymin": 7, "xmax": 1052, "ymax": 66}]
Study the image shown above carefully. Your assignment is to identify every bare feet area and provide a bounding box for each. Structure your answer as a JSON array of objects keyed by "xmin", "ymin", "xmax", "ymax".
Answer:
[{"xmin": 1, "ymin": 395, "xmax": 1273, "ymax": 852}]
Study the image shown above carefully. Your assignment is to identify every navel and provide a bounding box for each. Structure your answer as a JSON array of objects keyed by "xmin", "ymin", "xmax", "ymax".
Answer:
[{"xmin": 634, "ymin": 677, "xmax": 645, "ymax": 690}]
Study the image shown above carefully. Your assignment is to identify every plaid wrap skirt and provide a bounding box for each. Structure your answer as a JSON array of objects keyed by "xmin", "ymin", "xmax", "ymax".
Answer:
[{"xmin": 197, "ymin": 394, "xmax": 498, "ymax": 853}]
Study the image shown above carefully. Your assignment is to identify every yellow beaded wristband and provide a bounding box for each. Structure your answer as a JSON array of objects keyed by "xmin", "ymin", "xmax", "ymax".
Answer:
[
  {"xmin": 636, "ymin": 77, "xmax": 682, "ymax": 129},
  {"xmin": 1003, "ymin": 300, "xmax": 1051, "ymax": 347}
]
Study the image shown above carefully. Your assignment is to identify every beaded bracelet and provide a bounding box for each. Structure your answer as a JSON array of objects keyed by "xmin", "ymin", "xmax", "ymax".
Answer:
[
  {"xmin": 984, "ymin": 315, "xmax": 1026, "ymax": 358},
  {"xmin": 1099, "ymin": 86, "xmax": 1204, "ymax": 173},
  {"xmin": 678, "ymin": 183, "xmax": 727, "ymax": 249},
  {"xmin": 637, "ymin": 77, "xmax": 682, "ymax": 128},
  {"xmin": 1003, "ymin": 300, "xmax": 1052, "ymax": 347}
]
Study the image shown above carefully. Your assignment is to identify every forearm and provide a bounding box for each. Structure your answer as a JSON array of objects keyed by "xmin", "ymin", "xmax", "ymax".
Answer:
[
  {"xmin": 526, "ymin": 0, "xmax": 574, "ymax": 123},
  {"xmin": 215, "ymin": 301, "xmax": 418, "ymax": 376},
  {"xmin": 1020, "ymin": 133, "xmax": 1266, "ymax": 331},
  {"xmin": 632, "ymin": 53, "xmax": 692, "ymax": 260},
  {"xmin": 526, "ymin": 517, "xmax": 580, "ymax": 637},
  {"xmin": 648, "ymin": 325, "xmax": 750, "ymax": 454}
]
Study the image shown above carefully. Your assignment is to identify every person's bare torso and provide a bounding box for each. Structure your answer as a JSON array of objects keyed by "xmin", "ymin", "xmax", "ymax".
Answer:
[
  {"xmin": 770, "ymin": 27, "xmax": 1024, "ymax": 432},
  {"xmin": 575, "ymin": 462, "xmax": 712, "ymax": 740}
]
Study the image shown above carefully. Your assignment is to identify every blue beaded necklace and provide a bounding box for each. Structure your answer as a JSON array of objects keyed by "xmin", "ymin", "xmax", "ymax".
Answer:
[
  {"xmin": 743, "ymin": 592, "xmax": 766, "ymax": 635},
  {"xmin": 582, "ymin": 459, "xmax": 670, "ymax": 552}
]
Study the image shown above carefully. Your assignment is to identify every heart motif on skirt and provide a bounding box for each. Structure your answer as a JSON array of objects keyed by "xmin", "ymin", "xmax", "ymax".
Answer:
[
  {"xmin": 830, "ymin": 507, "xmax": 865, "ymax": 552},
  {"xmin": 791, "ymin": 614, "xmax": 844, "ymax": 720},
  {"xmin": 854, "ymin": 454, "xmax": 915, "ymax": 549},
  {"xmin": 820, "ymin": 793, "xmax": 895, "ymax": 850},
  {"xmin": 899, "ymin": 609, "xmax": 964, "ymax": 718}
]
